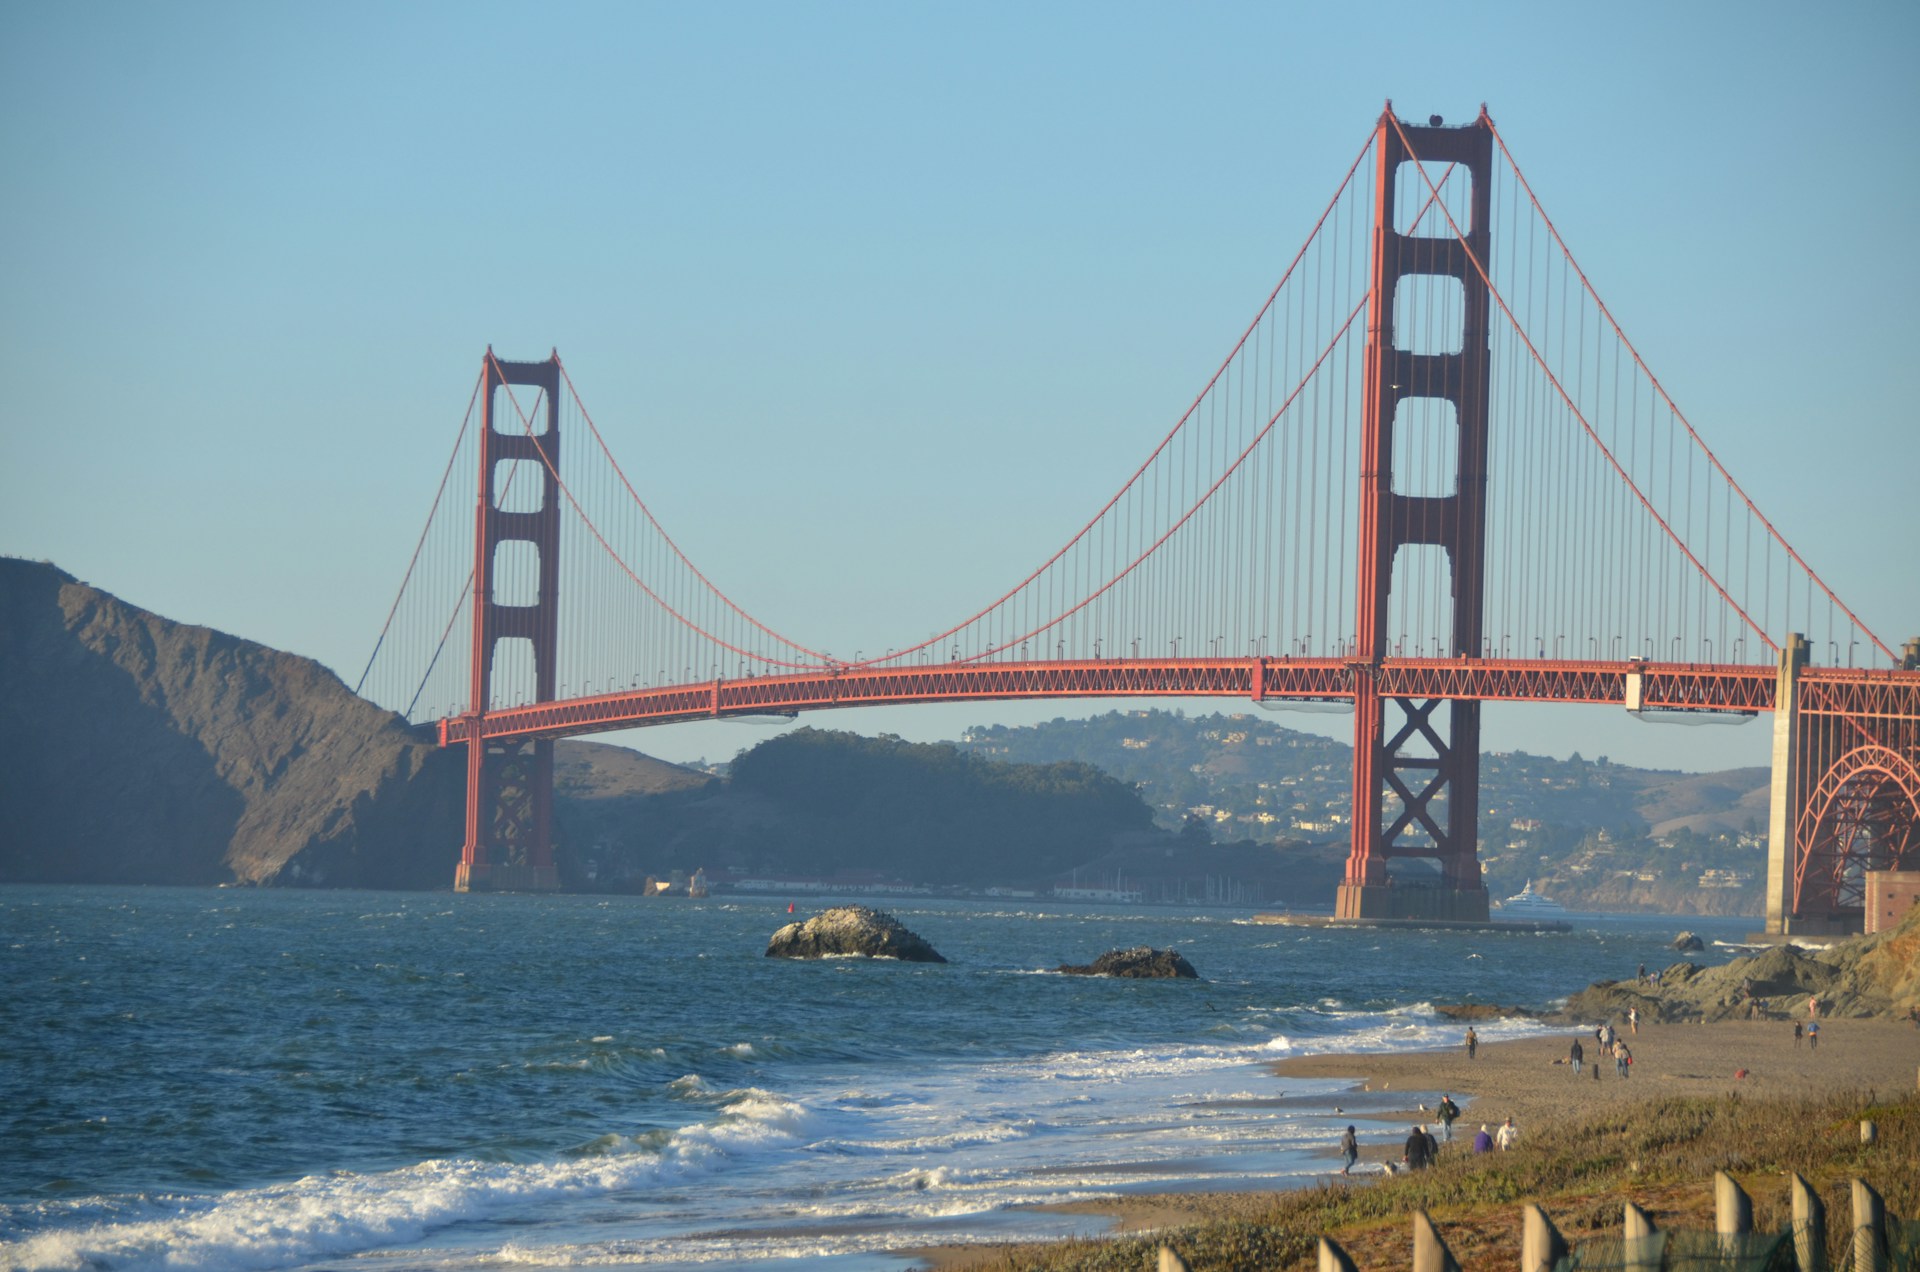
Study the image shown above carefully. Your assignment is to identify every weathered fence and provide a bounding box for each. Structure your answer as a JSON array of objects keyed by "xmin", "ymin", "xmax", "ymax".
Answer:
[{"xmin": 1153, "ymin": 1170, "xmax": 1911, "ymax": 1271}]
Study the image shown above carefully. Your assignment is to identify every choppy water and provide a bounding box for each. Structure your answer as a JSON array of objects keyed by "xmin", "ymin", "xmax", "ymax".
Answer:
[{"xmin": 0, "ymin": 886, "xmax": 1752, "ymax": 1271}]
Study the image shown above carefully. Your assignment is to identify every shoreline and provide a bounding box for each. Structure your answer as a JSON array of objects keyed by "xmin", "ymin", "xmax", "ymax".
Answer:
[
  {"xmin": 1268, "ymin": 1016, "xmax": 1918, "ymax": 1161},
  {"xmin": 900, "ymin": 1016, "xmax": 1920, "ymax": 1269}
]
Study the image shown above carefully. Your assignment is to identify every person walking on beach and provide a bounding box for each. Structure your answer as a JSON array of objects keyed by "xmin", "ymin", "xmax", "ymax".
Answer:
[
  {"xmin": 1437, "ymin": 1095, "xmax": 1460, "ymax": 1142},
  {"xmin": 1628, "ymin": 1006, "xmax": 1639, "ymax": 1034},
  {"xmin": 1465, "ymin": 1027, "xmax": 1478, "ymax": 1060},
  {"xmin": 1808, "ymin": 995, "xmax": 1820, "ymax": 1019},
  {"xmin": 1473, "ymin": 1123, "xmax": 1493, "ymax": 1153},
  {"xmin": 1807, "ymin": 1020, "xmax": 1820, "ymax": 1051},
  {"xmin": 1404, "ymin": 1124, "xmax": 1434, "ymax": 1170},
  {"xmin": 1794, "ymin": 1020, "xmax": 1804, "ymax": 1047},
  {"xmin": 1339, "ymin": 1125, "xmax": 1358, "ymax": 1175},
  {"xmin": 1613, "ymin": 1039, "xmax": 1631, "ymax": 1078},
  {"xmin": 1569, "ymin": 1037, "xmax": 1584, "ymax": 1075},
  {"xmin": 1495, "ymin": 1116, "xmax": 1519, "ymax": 1151},
  {"xmin": 1638, "ymin": 962, "xmax": 1647, "ymax": 983}
]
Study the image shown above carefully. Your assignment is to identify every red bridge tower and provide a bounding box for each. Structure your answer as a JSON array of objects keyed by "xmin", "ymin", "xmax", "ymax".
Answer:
[
  {"xmin": 1341, "ymin": 107, "xmax": 1494, "ymax": 922},
  {"xmin": 455, "ymin": 352, "xmax": 562, "ymax": 892}
]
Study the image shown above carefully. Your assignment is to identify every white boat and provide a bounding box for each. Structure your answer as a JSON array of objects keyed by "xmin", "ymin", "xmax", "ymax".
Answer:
[{"xmin": 1495, "ymin": 880, "xmax": 1568, "ymax": 917}]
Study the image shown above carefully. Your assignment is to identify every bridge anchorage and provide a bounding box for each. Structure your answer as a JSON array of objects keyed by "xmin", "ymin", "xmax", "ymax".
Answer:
[{"xmin": 364, "ymin": 104, "xmax": 1920, "ymax": 934}]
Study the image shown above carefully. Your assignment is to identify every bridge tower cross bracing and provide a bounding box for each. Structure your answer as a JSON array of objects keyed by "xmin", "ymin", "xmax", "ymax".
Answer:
[
  {"xmin": 1339, "ymin": 107, "xmax": 1494, "ymax": 922},
  {"xmin": 455, "ymin": 352, "xmax": 563, "ymax": 893}
]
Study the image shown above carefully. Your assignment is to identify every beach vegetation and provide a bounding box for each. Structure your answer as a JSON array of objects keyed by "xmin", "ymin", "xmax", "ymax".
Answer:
[{"xmin": 927, "ymin": 1088, "xmax": 1918, "ymax": 1271}]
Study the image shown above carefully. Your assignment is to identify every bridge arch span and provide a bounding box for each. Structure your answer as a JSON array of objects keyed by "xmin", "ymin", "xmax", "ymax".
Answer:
[{"xmin": 1793, "ymin": 743, "xmax": 1920, "ymax": 918}]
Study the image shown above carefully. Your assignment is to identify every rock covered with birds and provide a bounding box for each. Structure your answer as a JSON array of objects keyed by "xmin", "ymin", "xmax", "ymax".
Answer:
[{"xmin": 764, "ymin": 905, "xmax": 947, "ymax": 962}]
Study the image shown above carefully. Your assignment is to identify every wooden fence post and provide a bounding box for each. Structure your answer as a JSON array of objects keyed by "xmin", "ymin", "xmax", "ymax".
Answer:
[
  {"xmin": 1412, "ymin": 1211, "xmax": 1460, "ymax": 1272},
  {"xmin": 1622, "ymin": 1201, "xmax": 1661, "ymax": 1272},
  {"xmin": 1318, "ymin": 1236, "xmax": 1359, "ymax": 1272},
  {"xmin": 1521, "ymin": 1203, "xmax": 1568, "ymax": 1272},
  {"xmin": 1715, "ymin": 1170, "xmax": 1753, "ymax": 1236},
  {"xmin": 1156, "ymin": 1245, "xmax": 1190, "ymax": 1272},
  {"xmin": 1788, "ymin": 1172, "xmax": 1826, "ymax": 1272},
  {"xmin": 1851, "ymin": 1179, "xmax": 1886, "ymax": 1272}
]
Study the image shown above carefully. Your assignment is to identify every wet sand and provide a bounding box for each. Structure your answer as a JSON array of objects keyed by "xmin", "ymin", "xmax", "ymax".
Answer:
[
  {"xmin": 902, "ymin": 1017, "xmax": 1920, "ymax": 1268},
  {"xmin": 1272, "ymin": 1016, "xmax": 1920, "ymax": 1156}
]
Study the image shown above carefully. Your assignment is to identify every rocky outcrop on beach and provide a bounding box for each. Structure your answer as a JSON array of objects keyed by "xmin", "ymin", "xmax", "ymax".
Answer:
[
  {"xmin": 1435, "ymin": 1002, "xmax": 1544, "ymax": 1021},
  {"xmin": 1671, "ymin": 931, "xmax": 1705, "ymax": 951},
  {"xmin": 1056, "ymin": 946, "xmax": 1198, "ymax": 978},
  {"xmin": 1559, "ymin": 904, "xmax": 1920, "ymax": 1024},
  {"xmin": 764, "ymin": 905, "xmax": 947, "ymax": 962}
]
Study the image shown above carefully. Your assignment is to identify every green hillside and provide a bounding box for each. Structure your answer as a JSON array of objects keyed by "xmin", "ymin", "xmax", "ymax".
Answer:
[{"xmin": 955, "ymin": 709, "xmax": 1773, "ymax": 914}]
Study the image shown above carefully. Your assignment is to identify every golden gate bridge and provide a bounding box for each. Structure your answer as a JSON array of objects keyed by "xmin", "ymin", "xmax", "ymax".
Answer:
[{"xmin": 356, "ymin": 106, "xmax": 1920, "ymax": 935}]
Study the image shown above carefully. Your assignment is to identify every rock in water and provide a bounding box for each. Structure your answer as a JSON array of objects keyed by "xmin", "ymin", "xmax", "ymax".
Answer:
[
  {"xmin": 1672, "ymin": 931, "xmax": 1705, "ymax": 952},
  {"xmin": 764, "ymin": 906, "xmax": 946, "ymax": 962},
  {"xmin": 1056, "ymin": 946, "xmax": 1198, "ymax": 979}
]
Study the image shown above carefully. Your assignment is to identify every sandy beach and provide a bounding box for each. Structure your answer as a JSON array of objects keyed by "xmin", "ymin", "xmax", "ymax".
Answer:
[
  {"xmin": 1271, "ymin": 1016, "xmax": 1920, "ymax": 1171},
  {"xmin": 908, "ymin": 1016, "xmax": 1920, "ymax": 1268}
]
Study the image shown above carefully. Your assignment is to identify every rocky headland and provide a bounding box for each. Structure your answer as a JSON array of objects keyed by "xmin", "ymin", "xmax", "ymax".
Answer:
[
  {"xmin": 1553, "ymin": 907, "xmax": 1920, "ymax": 1023},
  {"xmin": 0, "ymin": 559, "xmax": 467, "ymax": 887},
  {"xmin": 0, "ymin": 558, "xmax": 707, "ymax": 889}
]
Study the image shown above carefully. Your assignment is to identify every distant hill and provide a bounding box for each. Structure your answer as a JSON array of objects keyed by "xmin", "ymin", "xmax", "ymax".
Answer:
[
  {"xmin": 568, "ymin": 728, "xmax": 1153, "ymax": 888},
  {"xmin": 955, "ymin": 709, "xmax": 1773, "ymax": 914}
]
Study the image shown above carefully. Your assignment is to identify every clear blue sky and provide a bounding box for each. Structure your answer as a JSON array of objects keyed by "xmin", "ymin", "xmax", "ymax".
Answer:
[{"xmin": 4, "ymin": 2, "xmax": 1915, "ymax": 772}]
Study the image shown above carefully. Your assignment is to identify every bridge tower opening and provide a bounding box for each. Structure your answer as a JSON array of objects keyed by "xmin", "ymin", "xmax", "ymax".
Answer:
[
  {"xmin": 1340, "ymin": 107, "xmax": 1494, "ymax": 922},
  {"xmin": 456, "ymin": 352, "xmax": 562, "ymax": 892}
]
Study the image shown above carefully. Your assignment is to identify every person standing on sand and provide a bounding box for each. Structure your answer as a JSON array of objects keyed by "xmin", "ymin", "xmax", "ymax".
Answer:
[
  {"xmin": 1465, "ymin": 1027, "xmax": 1478, "ymax": 1059},
  {"xmin": 1628, "ymin": 1006, "xmax": 1638, "ymax": 1034},
  {"xmin": 1473, "ymin": 1123, "xmax": 1493, "ymax": 1153},
  {"xmin": 1569, "ymin": 1037, "xmax": 1584, "ymax": 1075},
  {"xmin": 1339, "ymin": 1125, "xmax": 1358, "ymax": 1175},
  {"xmin": 1437, "ymin": 1094, "xmax": 1460, "ymax": 1142},
  {"xmin": 1808, "ymin": 1020, "xmax": 1820, "ymax": 1051},
  {"xmin": 1808, "ymin": 995, "xmax": 1820, "ymax": 1019},
  {"xmin": 1638, "ymin": 962, "xmax": 1647, "ymax": 982},
  {"xmin": 1794, "ymin": 1021, "xmax": 1804, "ymax": 1047},
  {"xmin": 1495, "ymin": 1116, "xmax": 1519, "ymax": 1151},
  {"xmin": 1613, "ymin": 1039, "xmax": 1631, "ymax": 1077},
  {"xmin": 1404, "ymin": 1124, "xmax": 1433, "ymax": 1170}
]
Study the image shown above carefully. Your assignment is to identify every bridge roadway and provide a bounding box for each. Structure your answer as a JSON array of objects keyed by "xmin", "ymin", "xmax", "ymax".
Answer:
[{"xmin": 436, "ymin": 657, "xmax": 1918, "ymax": 747}]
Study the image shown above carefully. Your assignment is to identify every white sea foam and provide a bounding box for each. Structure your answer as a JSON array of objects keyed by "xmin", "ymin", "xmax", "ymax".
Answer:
[
  {"xmin": 0, "ymin": 1092, "xmax": 815, "ymax": 1272},
  {"xmin": 812, "ymin": 1118, "xmax": 1036, "ymax": 1155}
]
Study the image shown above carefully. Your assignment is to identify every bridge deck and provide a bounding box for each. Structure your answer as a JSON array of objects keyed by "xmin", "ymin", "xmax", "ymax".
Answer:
[{"xmin": 427, "ymin": 657, "xmax": 1919, "ymax": 747}]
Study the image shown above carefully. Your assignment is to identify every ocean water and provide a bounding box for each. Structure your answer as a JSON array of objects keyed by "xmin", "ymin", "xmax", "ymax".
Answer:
[{"xmin": 0, "ymin": 886, "xmax": 1753, "ymax": 1272}]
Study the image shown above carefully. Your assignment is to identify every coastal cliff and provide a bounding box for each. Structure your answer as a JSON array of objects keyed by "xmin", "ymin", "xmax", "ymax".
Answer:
[{"xmin": 0, "ymin": 558, "xmax": 466, "ymax": 887}]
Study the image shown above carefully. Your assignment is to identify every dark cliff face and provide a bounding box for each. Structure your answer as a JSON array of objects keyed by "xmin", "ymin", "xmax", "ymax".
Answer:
[{"xmin": 0, "ymin": 558, "xmax": 465, "ymax": 887}]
